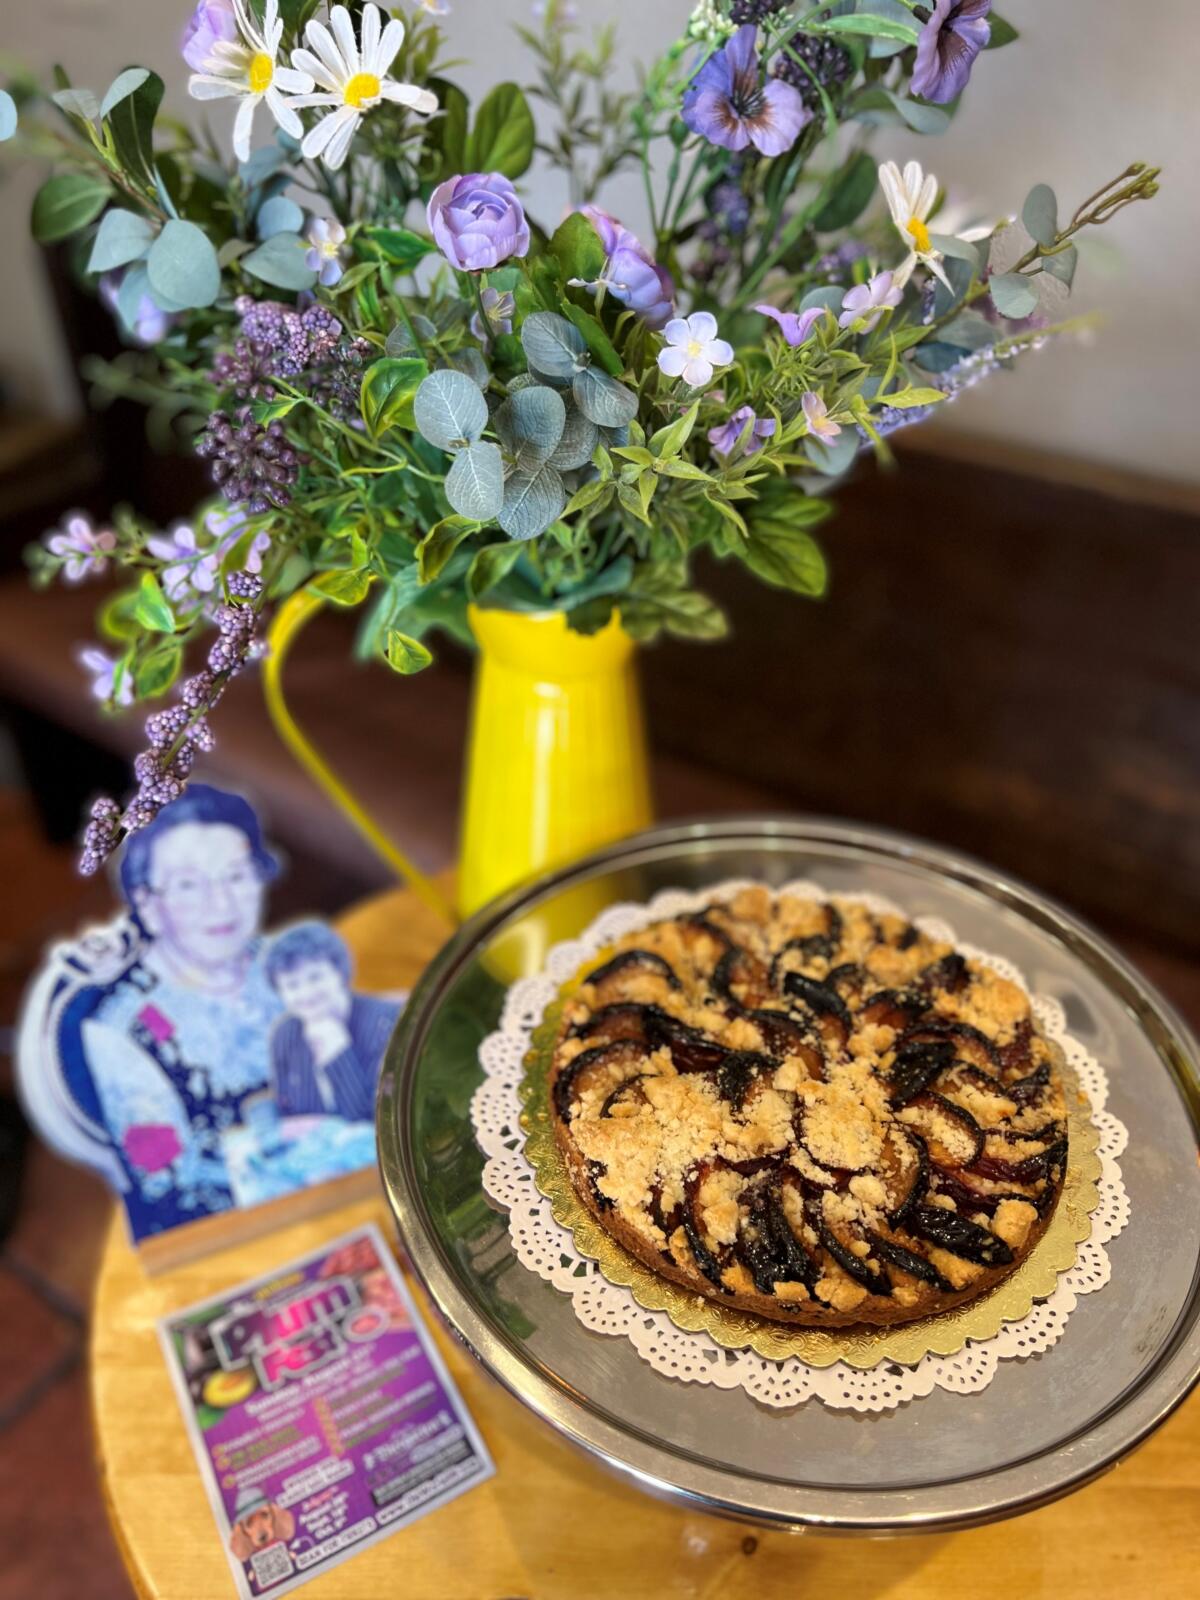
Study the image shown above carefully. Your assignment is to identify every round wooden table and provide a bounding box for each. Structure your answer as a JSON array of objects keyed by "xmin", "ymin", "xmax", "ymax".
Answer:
[{"xmin": 92, "ymin": 888, "xmax": 1200, "ymax": 1599}]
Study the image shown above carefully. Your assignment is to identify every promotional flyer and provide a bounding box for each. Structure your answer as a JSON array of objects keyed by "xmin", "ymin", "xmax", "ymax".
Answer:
[{"xmin": 158, "ymin": 1224, "xmax": 493, "ymax": 1597}]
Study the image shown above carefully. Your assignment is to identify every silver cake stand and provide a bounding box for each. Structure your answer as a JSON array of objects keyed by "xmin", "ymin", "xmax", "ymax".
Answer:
[{"xmin": 377, "ymin": 817, "xmax": 1200, "ymax": 1533}]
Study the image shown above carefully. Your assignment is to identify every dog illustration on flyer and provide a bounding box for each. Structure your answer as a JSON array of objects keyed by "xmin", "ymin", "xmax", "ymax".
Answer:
[{"xmin": 17, "ymin": 784, "xmax": 404, "ymax": 1249}]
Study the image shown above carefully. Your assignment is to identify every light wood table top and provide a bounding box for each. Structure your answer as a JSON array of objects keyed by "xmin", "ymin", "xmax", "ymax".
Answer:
[{"xmin": 92, "ymin": 887, "xmax": 1200, "ymax": 1600}]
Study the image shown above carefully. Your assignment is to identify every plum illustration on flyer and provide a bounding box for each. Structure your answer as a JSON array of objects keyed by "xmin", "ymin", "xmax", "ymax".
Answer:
[
  {"xmin": 16, "ymin": 784, "xmax": 405, "ymax": 1254},
  {"xmin": 159, "ymin": 1224, "xmax": 494, "ymax": 1597}
]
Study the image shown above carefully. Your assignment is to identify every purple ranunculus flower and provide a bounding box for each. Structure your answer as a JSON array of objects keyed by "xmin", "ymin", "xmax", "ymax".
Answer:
[
  {"xmin": 577, "ymin": 205, "xmax": 675, "ymax": 330},
  {"xmin": 753, "ymin": 302, "xmax": 827, "ymax": 347},
  {"xmin": 911, "ymin": 0, "xmax": 992, "ymax": 104},
  {"xmin": 708, "ymin": 405, "xmax": 776, "ymax": 460},
  {"xmin": 427, "ymin": 172, "xmax": 531, "ymax": 272},
  {"xmin": 682, "ymin": 25, "xmax": 809, "ymax": 157},
  {"xmin": 181, "ymin": 0, "xmax": 237, "ymax": 73},
  {"xmin": 838, "ymin": 270, "xmax": 903, "ymax": 332}
]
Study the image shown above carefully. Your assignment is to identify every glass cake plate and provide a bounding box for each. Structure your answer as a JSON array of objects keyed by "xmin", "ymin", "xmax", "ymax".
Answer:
[{"xmin": 377, "ymin": 816, "xmax": 1200, "ymax": 1532}]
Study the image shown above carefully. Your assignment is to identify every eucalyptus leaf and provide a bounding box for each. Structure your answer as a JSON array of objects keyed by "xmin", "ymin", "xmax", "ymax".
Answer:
[
  {"xmin": 446, "ymin": 347, "xmax": 490, "ymax": 388},
  {"xmin": 522, "ymin": 312, "xmax": 588, "ymax": 379},
  {"xmin": 807, "ymin": 424, "xmax": 859, "ymax": 478},
  {"xmin": 239, "ymin": 143, "xmax": 290, "ymax": 188},
  {"xmin": 1041, "ymin": 244, "xmax": 1078, "ymax": 287},
  {"xmin": 548, "ymin": 408, "xmax": 598, "ymax": 471},
  {"xmin": 466, "ymin": 82, "xmax": 535, "ymax": 179},
  {"xmin": 499, "ymin": 465, "xmax": 565, "ymax": 541},
  {"xmin": 385, "ymin": 314, "xmax": 437, "ymax": 355},
  {"xmin": 88, "ymin": 208, "xmax": 156, "ymax": 272},
  {"xmin": 930, "ymin": 253, "xmax": 975, "ymax": 319},
  {"xmin": 241, "ymin": 230, "xmax": 317, "ymax": 291},
  {"xmin": 256, "ymin": 194, "xmax": 304, "ymax": 239},
  {"xmin": 798, "ymin": 285, "xmax": 845, "ymax": 314},
  {"xmin": 31, "ymin": 172, "xmax": 111, "ymax": 243},
  {"xmin": 147, "ymin": 219, "xmax": 221, "ymax": 309},
  {"xmin": 384, "ymin": 630, "xmax": 433, "ymax": 675},
  {"xmin": 495, "ymin": 385, "xmax": 567, "ymax": 471},
  {"xmin": 928, "ymin": 232, "xmax": 986, "ymax": 267},
  {"xmin": 573, "ymin": 367, "xmax": 638, "ymax": 428},
  {"xmin": 989, "ymin": 270, "xmax": 1039, "ymax": 320},
  {"xmin": 561, "ymin": 303, "xmax": 624, "ymax": 377},
  {"xmin": 446, "ymin": 441, "xmax": 505, "ymax": 522},
  {"xmin": 1022, "ymin": 183, "xmax": 1058, "ymax": 248},
  {"xmin": 414, "ymin": 368, "xmax": 489, "ymax": 451}
]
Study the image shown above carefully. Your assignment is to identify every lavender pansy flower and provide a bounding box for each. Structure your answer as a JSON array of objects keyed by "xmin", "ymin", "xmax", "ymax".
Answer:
[
  {"xmin": 181, "ymin": 0, "xmax": 237, "ymax": 73},
  {"xmin": 682, "ymin": 25, "xmax": 809, "ymax": 157},
  {"xmin": 45, "ymin": 512, "xmax": 117, "ymax": 582},
  {"xmin": 427, "ymin": 172, "xmax": 530, "ymax": 272},
  {"xmin": 708, "ymin": 405, "xmax": 776, "ymax": 459},
  {"xmin": 657, "ymin": 312, "xmax": 734, "ymax": 388},
  {"xmin": 577, "ymin": 205, "xmax": 675, "ymax": 330},
  {"xmin": 911, "ymin": 0, "xmax": 992, "ymax": 105},
  {"xmin": 753, "ymin": 302, "xmax": 827, "ymax": 347},
  {"xmin": 838, "ymin": 270, "xmax": 903, "ymax": 332},
  {"xmin": 305, "ymin": 217, "xmax": 347, "ymax": 287},
  {"xmin": 77, "ymin": 646, "xmax": 133, "ymax": 708},
  {"xmin": 801, "ymin": 391, "xmax": 841, "ymax": 442},
  {"xmin": 470, "ymin": 287, "xmax": 516, "ymax": 343}
]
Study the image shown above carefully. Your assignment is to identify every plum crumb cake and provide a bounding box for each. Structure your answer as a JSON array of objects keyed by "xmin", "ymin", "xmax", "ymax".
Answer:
[{"xmin": 549, "ymin": 888, "xmax": 1068, "ymax": 1328}]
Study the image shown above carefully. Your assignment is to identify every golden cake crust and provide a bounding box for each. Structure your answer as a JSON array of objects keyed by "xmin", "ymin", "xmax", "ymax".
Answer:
[{"xmin": 548, "ymin": 888, "xmax": 1067, "ymax": 1328}]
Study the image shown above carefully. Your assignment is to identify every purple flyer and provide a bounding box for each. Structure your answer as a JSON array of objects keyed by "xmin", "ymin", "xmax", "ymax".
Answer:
[{"xmin": 158, "ymin": 1222, "xmax": 494, "ymax": 1597}]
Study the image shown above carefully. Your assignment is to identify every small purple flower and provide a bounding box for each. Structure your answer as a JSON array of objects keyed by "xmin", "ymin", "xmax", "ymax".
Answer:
[
  {"xmin": 682, "ymin": 25, "xmax": 809, "ymax": 157},
  {"xmin": 801, "ymin": 391, "xmax": 841, "ymax": 442},
  {"xmin": 577, "ymin": 205, "xmax": 675, "ymax": 331},
  {"xmin": 181, "ymin": 0, "xmax": 237, "ymax": 73},
  {"xmin": 45, "ymin": 511, "xmax": 117, "ymax": 582},
  {"xmin": 911, "ymin": 0, "xmax": 992, "ymax": 105},
  {"xmin": 147, "ymin": 523, "xmax": 221, "ymax": 606},
  {"xmin": 707, "ymin": 405, "xmax": 776, "ymax": 459},
  {"xmin": 206, "ymin": 504, "xmax": 271, "ymax": 574},
  {"xmin": 98, "ymin": 271, "xmax": 175, "ymax": 347},
  {"xmin": 470, "ymin": 286, "xmax": 516, "ymax": 343},
  {"xmin": 77, "ymin": 646, "xmax": 133, "ymax": 708},
  {"xmin": 427, "ymin": 172, "xmax": 530, "ymax": 272},
  {"xmin": 305, "ymin": 216, "xmax": 347, "ymax": 288},
  {"xmin": 838, "ymin": 270, "xmax": 903, "ymax": 333},
  {"xmin": 754, "ymin": 302, "xmax": 827, "ymax": 347}
]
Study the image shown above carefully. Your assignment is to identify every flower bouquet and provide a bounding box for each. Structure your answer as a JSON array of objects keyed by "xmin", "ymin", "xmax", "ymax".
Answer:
[{"xmin": 3, "ymin": 0, "xmax": 1159, "ymax": 902}]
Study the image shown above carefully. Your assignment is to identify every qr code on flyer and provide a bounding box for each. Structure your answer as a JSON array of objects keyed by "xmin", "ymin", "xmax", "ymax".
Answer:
[{"xmin": 250, "ymin": 1544, "xmax": 294, "ymax": 1588}]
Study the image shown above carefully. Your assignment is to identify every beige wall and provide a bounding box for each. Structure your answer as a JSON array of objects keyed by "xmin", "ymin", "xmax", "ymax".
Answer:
[{"xmin": 3, "ymin": 1, "xmax": 1197, "ymax": 483}]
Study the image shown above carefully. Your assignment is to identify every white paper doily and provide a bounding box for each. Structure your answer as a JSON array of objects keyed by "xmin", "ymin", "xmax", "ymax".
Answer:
[{"xmin": 472, "ymin": 879, "xmax": 1130, "ymax": 1412}]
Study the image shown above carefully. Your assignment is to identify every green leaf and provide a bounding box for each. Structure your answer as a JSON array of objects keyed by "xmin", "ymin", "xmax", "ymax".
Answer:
[
  {"xmin": 421, "ymin": 78, "xmax": 469, "ymax": 183},
  {"xmin": 495, "ymin": 386, "xmax": 567, "ymax": 471},
  {"xmin": 50, "ymin": 87, "xmax": 100, "ymax": 124},
  {"xmin": 549, "ymin": 213, "xmax": 606, "ymax": 284},
  {"xmin": 650, "ymin": 401, "xmax": 699, "ymax": 460},
  {"xmin": 98, "ymin": 589, "xmax": 141, "ymax": 642},
  {"xmin": 417, "ymin": 515, "xmax": 478, "ymax": 583},
  {"xmin": 256, "ymin": 194, "xmax": 304, "ymax": 239},
  {"xmin": 466, "ymin": 82, "xmax": 536, "ymax": 179},
  {"xmin": 656, "ymin": 458, "xmax": 712, "ymax": 482},
  {"xmin": 241, "ymin": 231, "xmax": 317, "ymax": 291},
  {"xmin": 989, "ymin": 271, "xmax": 1039, "ymax": 319},
  {"xmin": 413, "ymin": 368, "xmax": 488, "ymax": 450},
  {"xmin": 88, "ymin": 208, "xmax": 156, "ymax": 272},
  {"xmin": 101, "ymin": 67, "xmax": 163, "ymax": 187},
  {"xmin": 251, "ymin": 395, "xmax": 301, "ymax": 424},
  {"xmin": 623, "ymin": 582, "xmax": 728, "ymax": 643},
  {"xmin": 573, "ymin": 367, "xmax": 638, "ymax": 428},
  {"xmin": 311, "ymin": 568, "xmax": 373, "ymax": 606},
  {"xmin": 446, "ymin": 440, "xmax": 505, "ymax": 521},
  {"xmin": 808, "ymin": 150, "xmax": 878, "ymax": 234},
  {"xmin": 134, "ymin": 639, "xmax": 182, "ymax": 697},
  {"xmin": 360, "ymin": 357, "xmax": 428, "ymax": 437},
  {"xmin": 741, "ymin": 521, "xmax": 828, "ymax": 597},
  {"xmin": 817, "ymin": 13, "xmax": 919, "ymax": 45},
  {"xmin": 147, "ymin": 218, "xmax": 221, "ymax": 309},
  {"xmin": 1022, "ymin": 183, "xmax": 1058, "ymax": 248},
  {"xmin": 887, "ymin": 93, "xmax": 951, "ymax": 136},
  {"xmin": 500, "ymin": 465, "xmax": 565, "ymax": 541},
  {"xmin": 467, "ymin": 540, "xmax": 524, "ymax": 600},
  {"xmin": 522, "ymin": 311, "xmax": 588, "ymax": 379},
  {"xmin": 878, "ymin": 386, "xmax": 946, "ymax": 409},
  {"xmin": 362, "ymin": 226, "xmax": 437, "ymax": 270},
  {"xmin": 384, "ymin": 630, "xmax": 433, "ymax": 675},
  {"xmin": 0, "ymin": 91, "xmax": 17, "ymax": 142},
  {"xmin": 31, "ymin": 172, "xmax": 110, "ymax": 243},
  {"xmin": 986, "ymin": 15, "xmax": 1019, "ymax": 47},
  {"xmin": 561, "ymin": 303, "xmax": 623, "ymax": 377},
  {"xmin": 132, "ymin": 571, "xmax": 175, "ymax": 634}
]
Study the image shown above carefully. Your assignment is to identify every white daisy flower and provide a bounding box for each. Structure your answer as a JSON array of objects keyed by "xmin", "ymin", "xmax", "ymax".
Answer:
[
  {"xmin": 878, "ymin": 159, "xmax": 951, "ymax": 290},
  {"xmin": 289, "ymin": 3, "xmax": 439, "ymax": 172},
  {"xmin": 657, "ymin": 312, "xmax": 734, "ymax": 389},
  {"xmin": 187, "ymin": 0, "xmax": 314, "ymax": 164}
]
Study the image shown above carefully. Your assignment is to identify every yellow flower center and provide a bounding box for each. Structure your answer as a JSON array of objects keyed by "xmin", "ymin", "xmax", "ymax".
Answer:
[
  {"xmin": 907, "ymin": 215, "xmax": 932, "ymax": 254},
  {"xmin": 343, "ymin": 72, "xmax": 381, "ymax": 108},
  {"xmin": 687, "ymin": 340, "xmax": 704, "ymax": 359},
  {"xmin": 248, "ymin": 52, "xmax": 274, "ymax": 94}
]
